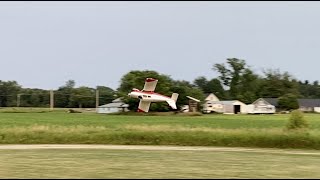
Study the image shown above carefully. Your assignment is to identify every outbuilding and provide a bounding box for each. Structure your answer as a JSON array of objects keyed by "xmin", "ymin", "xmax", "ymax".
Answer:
[
  {"xmin": 203, "ymin": 100, "xmax": 248, "ymax": 114},
  {"xmin": 247, "ymin": 98, "xmax": 276, "ymax": 114},
  {"xmin": 97, "ymin": 98, "xmax": 129, "ymax": 114}
]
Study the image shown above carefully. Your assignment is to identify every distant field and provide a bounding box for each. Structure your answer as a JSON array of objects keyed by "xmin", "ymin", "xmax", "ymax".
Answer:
[
  {"xmin": 0, "ymin": 110, "xmax": 320, "ymax": 149},
  {"xmin": 1, "ymin": 146, "xmax": 320, "ymax": 178}
]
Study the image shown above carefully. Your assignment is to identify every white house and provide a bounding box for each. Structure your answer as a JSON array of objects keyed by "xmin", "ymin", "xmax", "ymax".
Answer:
[
  {"xmin": 203, "ymin": 93, "xmax": 221, "ymax": 113},
  {"xmin": 97, "ymin": 98, "xmax": 129, "ymax": 114},
  {"xmin": 205, "ymin": 93, "xmax": 220, "ymax": 101},
  {"xmin": 247, "ymin": 98, "xmax": 276, "ymax": 114}
]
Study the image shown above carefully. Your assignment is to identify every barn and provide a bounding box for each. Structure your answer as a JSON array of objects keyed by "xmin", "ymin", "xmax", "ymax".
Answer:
[
  {"xmin": 220, "ymin": 100, "xmax": 248, "ymax": 114},
  {"xmin": 203, "ymin": 100, "xmax": 248, "ymax": 114}
]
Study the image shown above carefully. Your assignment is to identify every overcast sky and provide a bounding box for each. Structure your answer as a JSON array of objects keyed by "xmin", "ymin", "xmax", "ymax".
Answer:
[{"xmin": 1, "ymin": 1, "xmax": 320, "ymax": 90}]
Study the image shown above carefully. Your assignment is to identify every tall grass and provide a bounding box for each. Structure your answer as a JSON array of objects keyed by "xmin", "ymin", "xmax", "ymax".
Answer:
[
  {"xmin": 1, "ymin": 112, "xmax": 320, "ymax": 149},
  {"xmin": 0, "ymin": 124, "xmax": 320, "ymax": 149}
]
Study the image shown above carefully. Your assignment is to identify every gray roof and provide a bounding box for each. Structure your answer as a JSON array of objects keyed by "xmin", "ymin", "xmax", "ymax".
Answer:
[
  {"xmin": 263, "ymin": 98, "xmax": 279, "ymax": 106},
  {"xmin": 98, "ymin": 102, "xmax": 129, "ymax": 108},
  {"xmin": 262, "ymin": 98, "xmax": 320, "ymax": 108},
  {"xmin": 298, "ymin": 99, "xmax": 320, "ymax": 107}
]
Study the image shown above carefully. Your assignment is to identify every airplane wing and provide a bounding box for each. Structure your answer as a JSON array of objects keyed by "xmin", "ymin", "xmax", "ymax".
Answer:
[
  {"xmin": 142, "ymin": 78, "xmax": 158, "ymax": 92},
  {"xmin": 166, "ymin": 100, "xmax": 177, "ymax": 109},
  {"xmin": 138, "ymin": 100, "xmax": 151, "ymax": 112}
]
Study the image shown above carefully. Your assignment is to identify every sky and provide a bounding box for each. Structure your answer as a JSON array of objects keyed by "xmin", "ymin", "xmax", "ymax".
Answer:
[{"xmin": 1, "ymin": 1, "xmax": 320, "ymax": 90}]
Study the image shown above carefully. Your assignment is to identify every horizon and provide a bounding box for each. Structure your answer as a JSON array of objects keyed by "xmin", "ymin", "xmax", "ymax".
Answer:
[{"xmin": 1, "ymin": 1, "xmax": 320, "ymax": 90}]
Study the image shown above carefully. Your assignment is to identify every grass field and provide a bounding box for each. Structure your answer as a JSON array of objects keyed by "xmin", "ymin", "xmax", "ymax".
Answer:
[
  {"xmin": 1, "ymin": 110, "xmax": 320, "ymax": 178},
  {"xmin": 1, "ymin": 146, "xmax": 320, "ymax": 178},
  {"xmin": 0, "ymin": 110, "xmax": 320, "ymax": 149}
]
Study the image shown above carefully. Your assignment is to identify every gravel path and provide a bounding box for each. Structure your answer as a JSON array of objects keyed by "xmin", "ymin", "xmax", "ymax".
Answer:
[{"xmin": 0, "ymin": 144, "xmax": 319, "ymax": 155}]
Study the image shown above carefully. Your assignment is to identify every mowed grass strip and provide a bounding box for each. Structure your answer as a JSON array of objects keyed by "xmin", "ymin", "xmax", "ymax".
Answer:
[
  {"xmin": 1, "ymin": 112, "xmax": 320, "ymax": 149},
  {"xmin": 1, "ymin": 148, "xmax": 320, "ymax": 178}
]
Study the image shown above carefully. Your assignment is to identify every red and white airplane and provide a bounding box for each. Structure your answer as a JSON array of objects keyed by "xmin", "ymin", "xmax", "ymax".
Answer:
[{"xmin": 127, "ymin": 78, "xmax": 179, "ymax": 112}]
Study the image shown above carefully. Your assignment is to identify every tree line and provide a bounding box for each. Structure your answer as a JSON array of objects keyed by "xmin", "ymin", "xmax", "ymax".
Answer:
[{"xmin": 0, "ymin": 58, "xmax": 318, "ymax": 111}]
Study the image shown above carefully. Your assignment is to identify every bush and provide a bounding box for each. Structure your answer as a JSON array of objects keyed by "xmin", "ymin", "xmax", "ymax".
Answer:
[{"xmin": 286, "ymin": 110, "xmax": 308, "ymax": 130}]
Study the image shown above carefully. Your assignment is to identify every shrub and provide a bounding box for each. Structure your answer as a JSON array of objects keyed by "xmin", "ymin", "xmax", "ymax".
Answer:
[{"xmin": 286, "ymin": 110, "xmax": 308, "ymax": 130}]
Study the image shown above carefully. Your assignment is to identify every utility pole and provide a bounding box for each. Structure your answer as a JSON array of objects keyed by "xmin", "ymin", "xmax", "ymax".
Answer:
[
  {"xmin": 96, "ymin": 89, "xmax": 99, "ymax": 112},
  {"xmin": 17, "ymin": 94, "xmax": 21, "ymax": 107},
  {"xmin": 50, "ymin": 90, "xmax": 54, "ymax": 111}
]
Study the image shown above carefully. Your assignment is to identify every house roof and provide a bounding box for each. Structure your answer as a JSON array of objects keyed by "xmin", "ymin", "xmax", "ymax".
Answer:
[
  {"xmin": 262, "ymin": 98, "xmax": 279, "ymax": 106},
  {"xmin": 112, "ymin": 97, "xmax": 123, "ymax": 103},
  {"xmin": 98, "ymin": 102, "xmax": 129, "ymax": 108},
  {"xmin": 298, "ymin": 99, "xmax": 320, "ymax": 107},
  {"xmin": 251, "ymin": 98, "xmax": 272, "ymax": 106},
  {"xmin": 261, "ymin": 98, "xmax": 320, "ymax": 108},
  {"xmin": 186, "ymin": 96, "xmax": 201, "ymax": 102},
  {"xmin": 206, "ymin": 100, "xmax": 245, "ymax": 105}
]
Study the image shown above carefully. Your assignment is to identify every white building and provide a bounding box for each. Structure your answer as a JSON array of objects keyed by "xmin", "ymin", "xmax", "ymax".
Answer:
[
  {"xmin": 97, "ymin": 98, "xmax": 129, "ymax": 114},
  {"xmin": 222, "ymin": 100, "xmax": 248, "ymax": 114},
  {"xmin": 202, "ymin": 93, "xmax": 248, "ymax": 114},
  {"xmin": 205, "ymin": 93, "xmax": 220, "ymax": 101},
  {"xmin": 247, "ymin": 98, "xmax": 276, "ymax": 114}
]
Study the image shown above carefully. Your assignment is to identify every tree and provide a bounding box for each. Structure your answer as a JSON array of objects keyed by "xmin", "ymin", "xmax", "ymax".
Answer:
[
  {"xmin": 0, "ymin": 80, "xmax": 21, "ymax": 107},
  {"xmin": 213, "ymin": 58, "xmax": 260, "ymax": 102},
  {"xmin": 19, "ymin": 88, "xmax": 50, "ymax": 107},
  {"xmin": 69, "ymin": 86, "xmax": 95, "ymax": 108},
  {"xmin": 259, "ymin": 69, "xmax": 300, "ymax": 98},
  {"xmin": 278, "ymin": 93, "xmax": 299, "ymax": 111},
  {"xmin": 193, "ymin": 77, "xmax": 225, "ymax": 98},
  {"xmin": 193, "ymin": 77, "xmax": 208, "ymax": 91},
  {"xmin": 55, "ymin": 80, "xmax": 76, "ymax": 108},
  {"xmin": 96, "ymin": 86, "xmax": 115, "ymax": 106}
]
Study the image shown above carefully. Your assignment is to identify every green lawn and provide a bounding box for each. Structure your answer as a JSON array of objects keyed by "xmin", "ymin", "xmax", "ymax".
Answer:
[
  {"xmin": 0, "ymin": 112, "xmax": 320, "ymax": 148},
  {"xmin": 0, "ymin": 111, "xmax": 298, "ymax": 128},
  {"xmin": 1, "ymin": 147, "xmax": 320, "ymax": 178}
]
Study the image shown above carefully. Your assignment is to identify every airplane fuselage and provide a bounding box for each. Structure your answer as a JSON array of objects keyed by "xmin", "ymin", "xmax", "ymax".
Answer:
[{"xmin": 128, "ymin": 90, "xmax": 171, "ymax": 102}]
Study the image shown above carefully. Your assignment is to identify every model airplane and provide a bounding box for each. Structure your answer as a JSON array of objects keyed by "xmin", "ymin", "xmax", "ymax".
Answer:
[{"xmin": 127, "ymin": 78, "xmax": 179, "ymax": 112}]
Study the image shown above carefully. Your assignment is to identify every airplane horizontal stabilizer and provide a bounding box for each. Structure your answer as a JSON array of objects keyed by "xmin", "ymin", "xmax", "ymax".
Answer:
[{"xmin": 166, "ymin": 100, "xmax": 177, "ymax": 109}]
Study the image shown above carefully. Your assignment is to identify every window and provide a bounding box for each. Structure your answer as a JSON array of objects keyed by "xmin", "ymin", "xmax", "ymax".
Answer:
[
  {"xmin": 143, "ymin": 95, "xmax": 147, "ymax": 97},
  {"xmin": 148, "ymin": 96, "xmax": 151, "ymax": 98}
]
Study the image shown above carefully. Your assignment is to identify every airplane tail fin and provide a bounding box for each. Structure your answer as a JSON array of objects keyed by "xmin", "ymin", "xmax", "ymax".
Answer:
[
  {"xmin": 167, "ymin": 100, "xmax": 177, "ymax": 109},
  {"xmin": 167, "ymin": 93, "xmax": 179, "ymax": 110},
  {"xmin": 171, "ymin": 93, "xmax": 179, "ymax": 102}
]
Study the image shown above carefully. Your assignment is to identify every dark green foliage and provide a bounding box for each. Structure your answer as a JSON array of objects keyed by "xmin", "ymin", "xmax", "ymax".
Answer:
[
  {"xmin": 278, "ymin": 93, "xmax": 299, "ymax": 110},
  {"xmin": 259, "ymin": 69, "xmax": 300, "ymax": 98},
  {"xmin": 286, "ymin": 110, "xmax": 309, "ymax": 130},
  {"xmin": 0, "ymin": 80, "xmax": 21, "ymax": 107},
  {"xmin": 194, "ymin": 77, "xmax": 224, "ymax": 98},
  {"xmin": 212, "ymin": 58, "xmax": 260, "ymax": 102}
]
